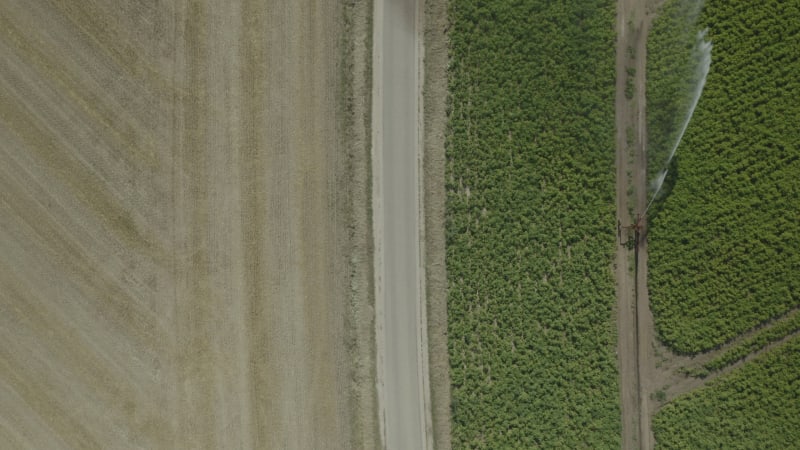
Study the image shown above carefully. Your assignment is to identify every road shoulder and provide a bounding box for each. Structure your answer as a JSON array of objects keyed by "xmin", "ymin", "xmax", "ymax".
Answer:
[{"xmin": 421, "ymin": 0, "xmax": 452, "ymax": 448}]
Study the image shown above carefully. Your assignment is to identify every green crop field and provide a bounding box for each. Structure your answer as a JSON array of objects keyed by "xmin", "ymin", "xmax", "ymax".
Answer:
[
  {"xmin": 685, "ymin": 309, "xmax": 800, "ymax": 378},
  {"xmin": 646, "ymin": 0, "xmax": 800, "ymax": 354},
  {"xmin": 645, "ymin": 0, "xmax": 708, "ymax": 194},
  {"xmin": 445, "ymin": 0, "xmax": 619, "ymax": 447},
  {"xmin": 654, "ymin": 335, "xmax": 800, "ymax": 449}
]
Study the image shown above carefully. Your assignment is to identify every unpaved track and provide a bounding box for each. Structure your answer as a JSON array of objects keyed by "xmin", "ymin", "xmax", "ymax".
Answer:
[
  {"xmin": 615, "ymin": 0, "xmax": 652, "ymax": 448},
  {"xmin": 616, "ymin": 1, "xmax": 673, "ymax": 448},
  {"xmin": 0, "ymin": 0, "xmax": 372, "ymax": 448},
  {"xmin": 615, "ymin": 1, "xmax": 640, "ymax": 448},
  {"xmin": 633, "ymin": 6, "xmax": 658, "ymax": 446},
  {"xmin": 372, "ymin": 0, "xmax": 433, "ymax": 448}
]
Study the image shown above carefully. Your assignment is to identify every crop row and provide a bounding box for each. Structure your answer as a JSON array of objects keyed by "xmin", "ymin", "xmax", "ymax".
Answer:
[
  {"xmin": 646, "ymin": 0, "xmax": 800, "ymax": 354},
  {"xmin": 445, "ymin": 0, "xmax": 620, "ymax": 447},
  {"xmin": 654, "ymin": 335, "xmax": 800, "ymax": 449},
  {"xmin": 684, "ymin": 308, "xmax": 800, "ymax": 378}
]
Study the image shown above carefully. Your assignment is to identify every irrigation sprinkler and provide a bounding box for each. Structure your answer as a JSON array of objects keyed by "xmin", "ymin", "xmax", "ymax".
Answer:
[{"xmin": 620, "ymin": 213, "xmax": 645, "ymax": 249}]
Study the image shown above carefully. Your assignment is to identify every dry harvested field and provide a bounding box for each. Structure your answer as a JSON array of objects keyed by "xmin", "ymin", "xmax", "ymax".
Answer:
[{"xmin": 0, "ymin": 0, "xmax": 376, "ymax": 448}]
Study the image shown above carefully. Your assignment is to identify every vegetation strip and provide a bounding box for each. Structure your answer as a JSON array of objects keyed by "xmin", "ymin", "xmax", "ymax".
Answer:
[
  {"xmin": 446, "ymin": 0, "xmax": 620, "ymax": 446},
  {"xmin": 646, "ymin": 0, "xmax": 800, "ymax": 354},
  {"xmin": 647, "ymin": 1, "xmax": 800, "ymax": 447},
  {"xmin": 685, "ymin": 308, "xmax": 800, "ymax": 378}
]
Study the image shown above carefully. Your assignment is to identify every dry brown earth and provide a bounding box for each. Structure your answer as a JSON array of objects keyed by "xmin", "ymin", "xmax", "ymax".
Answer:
[
  {"xmin": 614, "ymin": 0, "xmax": 648, "ymax": 447},
  {"xmin": 615, "ymin": 0, "xmax": 660, "ymax": 448},
  {"xmin": 0, "ymin": 0, "xmax": 375, "ymax": 448}
]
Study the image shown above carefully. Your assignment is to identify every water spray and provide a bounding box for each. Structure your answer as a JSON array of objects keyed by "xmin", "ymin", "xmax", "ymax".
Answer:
[
  {"xmin": 645, "ymin": 29, "xmax": 712, "ymax": 216},
  {"xmin": 620, "ymin": 22, "xmax": 712, "ymax": 248}
]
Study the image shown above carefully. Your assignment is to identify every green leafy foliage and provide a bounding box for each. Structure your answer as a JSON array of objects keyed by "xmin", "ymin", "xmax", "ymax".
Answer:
[
  {"xmin": 654, "ymin": 335, "xmax": 800, "ymax": 449},
  {"xmin": 698, "ymin": 310, "xmax": 800, "ymax": 375},
  {"xmin": 646, "ymin": 0, "xmax": 707, "ymax": 192},
  {"xmin": 647, "ymin": 0, "xmax": 800, "ymax": 354},
  {"xmin": 446, "ymin": 0, "xmax": 620, "ymax": 447}
]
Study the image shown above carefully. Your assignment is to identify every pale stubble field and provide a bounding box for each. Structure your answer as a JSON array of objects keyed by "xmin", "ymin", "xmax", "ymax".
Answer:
[{"xmin": 0, "ymin": 0, "xmax": 376, "ymax": 448}]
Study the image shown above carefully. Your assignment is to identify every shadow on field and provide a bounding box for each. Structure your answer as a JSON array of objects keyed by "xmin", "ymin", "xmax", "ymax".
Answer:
[{"xmin": 647, "ymin": 155, "xmax": 680, "ymax": 225}]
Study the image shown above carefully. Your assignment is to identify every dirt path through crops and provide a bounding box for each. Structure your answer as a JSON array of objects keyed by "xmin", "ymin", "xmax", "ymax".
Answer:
[
  {"xmin": 0, "ymin": 1, "xmax": 375, "ymax": 448},
  {"xmin": 615, "ymin": 0, "xmax": 654, "ymax": 448},
  {"xmin": 632, "ymin": 5, "xmax": 656, "ymax": 445},
  {"xmin": 647, "ymin": 305, "xmax": 800, "ymax": 407},
  {"xmin": 615, "ymin": 0, "xmax": 642, "ymax": 448}
]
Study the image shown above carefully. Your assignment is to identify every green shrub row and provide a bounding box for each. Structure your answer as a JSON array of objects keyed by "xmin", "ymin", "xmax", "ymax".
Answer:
[{"xmin": 445, "ymin": 1, "xmax": 620, "ymax": 447}]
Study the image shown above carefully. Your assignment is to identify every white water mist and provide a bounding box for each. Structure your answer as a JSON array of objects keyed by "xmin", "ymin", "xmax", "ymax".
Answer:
[{"xmin": 647, "ymin": 29, "xmax": 712, "ymax": 212}]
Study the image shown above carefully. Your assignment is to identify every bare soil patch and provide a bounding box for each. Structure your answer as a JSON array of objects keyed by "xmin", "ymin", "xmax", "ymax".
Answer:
[
  {"xmin": 615, "ymin": 0, "xmax": 663, "ymax": 448},
  {"xmin": 615, "ymin": 0, "xmax": 649, "ymax": 447}
]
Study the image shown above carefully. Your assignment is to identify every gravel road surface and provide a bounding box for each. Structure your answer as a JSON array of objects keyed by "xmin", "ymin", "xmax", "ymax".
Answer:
[{"xmin": 372, "ymin": 0, "xmax": 432, "ymax": 448}]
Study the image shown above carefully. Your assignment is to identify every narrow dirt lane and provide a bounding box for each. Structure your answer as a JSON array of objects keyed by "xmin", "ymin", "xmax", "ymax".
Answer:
[
  {"xmin": 631, "ymin": 3, "xmax": 666, "ymax": 447},
  {"xmin": 615, "ymin": 0, "xmax": 639, "ymax": 448},
  {"xmin": 615, "ymin": 0, "xmax": 652, "ymax": 448},
  {"xmin": 616, "ymin": 0, "xmax": 664, "ymax": 448}
]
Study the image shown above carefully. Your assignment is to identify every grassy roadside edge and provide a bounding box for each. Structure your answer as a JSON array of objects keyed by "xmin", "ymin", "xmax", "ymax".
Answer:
[
  {"xmin": 341, "ymin": 0, "xmax": 380, "ymax": 447},
  {"xmin": 422, "ymin": 0, "xmax": 452, "ymax": 448}
]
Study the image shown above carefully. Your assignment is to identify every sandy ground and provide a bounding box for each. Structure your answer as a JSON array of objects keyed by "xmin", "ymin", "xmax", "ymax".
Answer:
[
  {"xmin": 648, "ymin": 309, "xmax": 800, "ymax": 404},
  {"xmin": 615, "ymin": 0, "xmax": 655, "ymax": 448},
  {"xmin": 0, "ymin": 0, "xmax": 375, "ymax": 448},
  {"xmin": 614, "ymin": 0, "xmax": 646, "ymax": 447}
]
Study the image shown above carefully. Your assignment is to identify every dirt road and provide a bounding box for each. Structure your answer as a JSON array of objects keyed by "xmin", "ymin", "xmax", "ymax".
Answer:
[
  {"xmin": 615, "ymin": 0, "xmax": 653, "ymax": 448},
  {"xmin": 615, "ymin": 1, "xmax": 639, "ymax": 448},
  {"xmin": 0, "ymin": 0, "xmax": 373, "ymax": 448},
  {"xmin": 616, "ymin": 0, "xmax": 670, "ymax": 448},
  {"xmin": 372, "ymin": 0, "xmax": 433, "ymax": 448}
]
